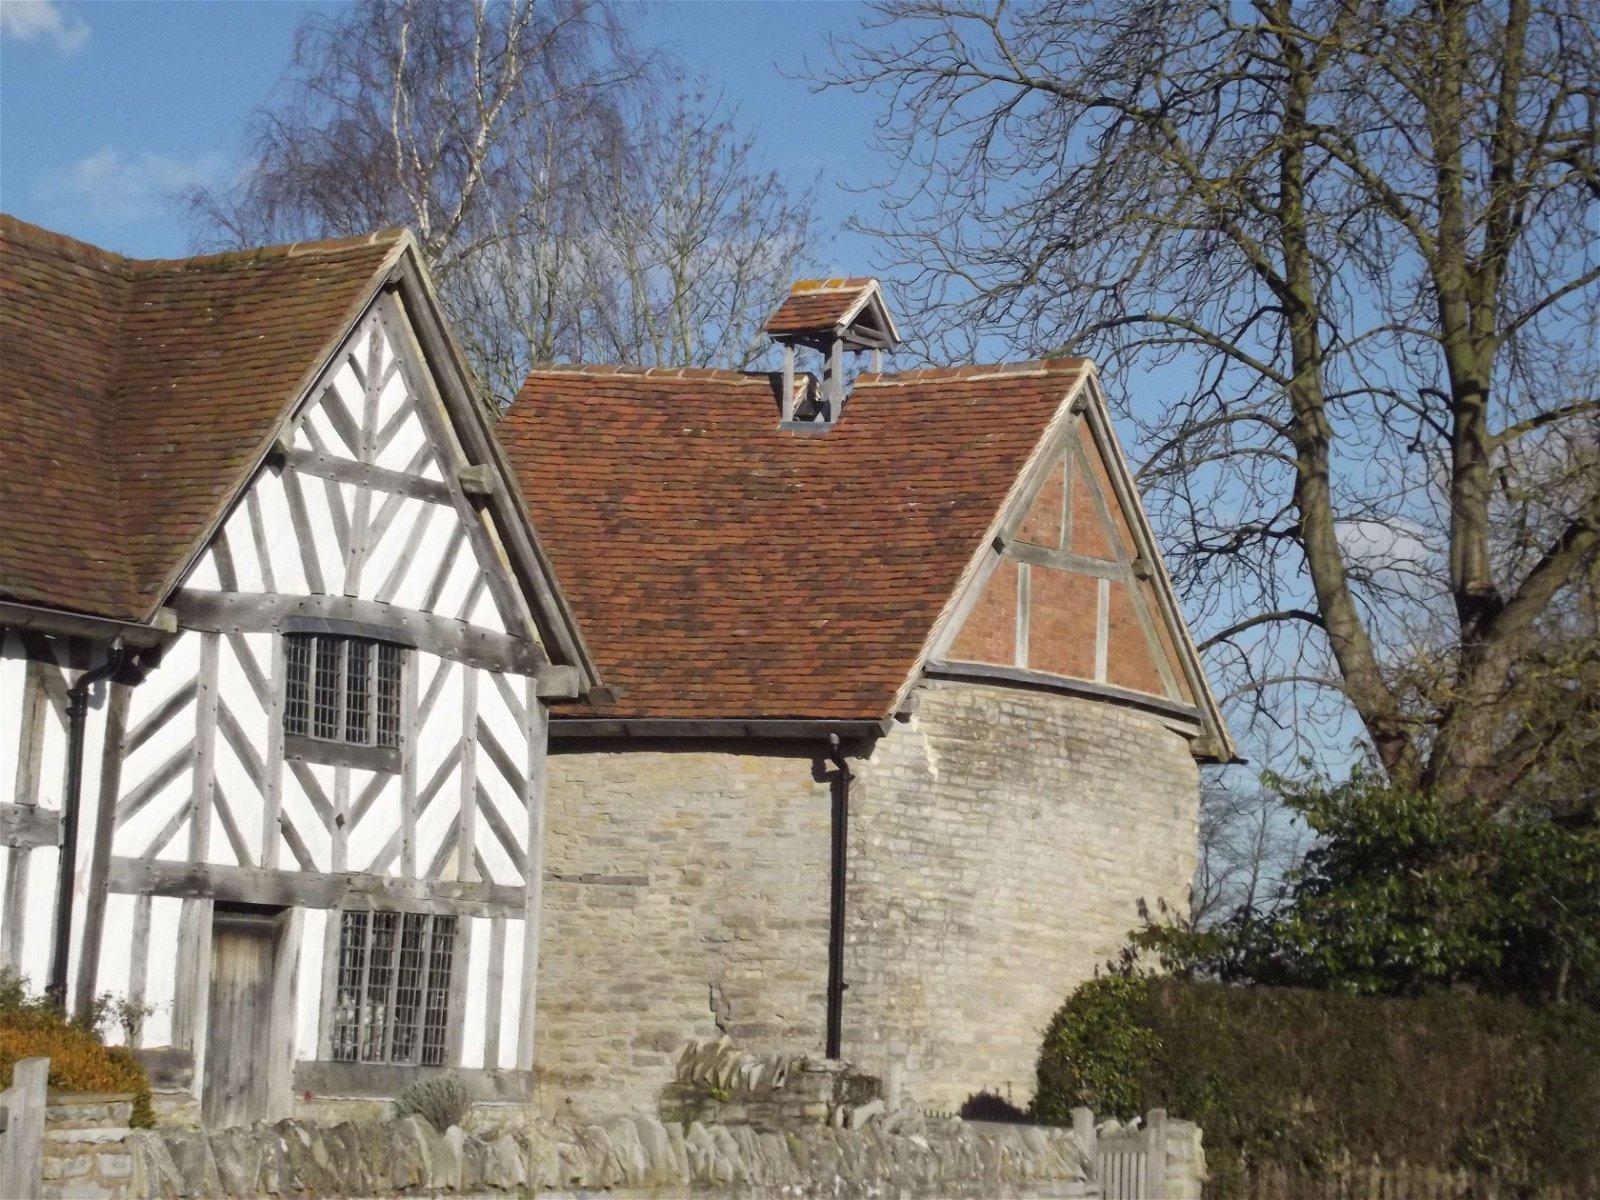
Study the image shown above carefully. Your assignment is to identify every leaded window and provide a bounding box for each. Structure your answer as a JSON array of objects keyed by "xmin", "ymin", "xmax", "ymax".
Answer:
[
  {"xmin": 284, "ymin": 634, "xmax": 404, "ymax": 768},
  {"xmin": 330, "ymin": 910, "xmax": 457, "ymax": 1065}
]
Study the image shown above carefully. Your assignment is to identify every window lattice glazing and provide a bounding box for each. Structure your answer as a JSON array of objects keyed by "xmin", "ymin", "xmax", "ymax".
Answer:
[
  {"xmin": 283, "ymin": 634, "xmax": 403, "ymax": 749},
  {"xmin": 331, "ymin": 909, "xmax": 456, "ymax": 1065},
  {"xmin": 284, "ymin": 636, "xmax": 312, "ymax": 736},
  {"xmin": 421, "ymin": 916, "xmax": 457, "ymax": 1066},
  {"xmin": 376, "ymin": 644, "xmax": 403, "ymax": 748}
]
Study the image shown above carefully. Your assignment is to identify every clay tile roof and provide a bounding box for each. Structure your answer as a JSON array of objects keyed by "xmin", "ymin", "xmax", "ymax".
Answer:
[
  {"xmin": 500, "ymin": 358, "xmax": 1089, "ymax": 722},
  {"xmin": 764, "ymin": 277, "xmax": 880, "ymax": 337},
  {"xmin": 1, "ymin": 214, "xmax": 406, "ymax": 623}
]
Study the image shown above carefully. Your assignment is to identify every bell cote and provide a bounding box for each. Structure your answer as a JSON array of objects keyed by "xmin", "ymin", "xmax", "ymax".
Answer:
[{"xmin": 764, "ymin": 278, "xmax": 901, "ymax": 428}]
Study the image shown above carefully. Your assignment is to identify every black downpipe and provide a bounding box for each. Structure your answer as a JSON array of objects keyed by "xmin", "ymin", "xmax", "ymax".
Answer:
[
  {"xmin": 825, "ymin": 733, "xmax": 853, "ymax": 1060},
  {"xmin": 48, "ymin": 639, "xmax": 127, "ymax": 1010}
]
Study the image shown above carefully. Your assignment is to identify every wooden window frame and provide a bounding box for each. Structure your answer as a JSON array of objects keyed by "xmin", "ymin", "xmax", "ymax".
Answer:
[
  {"xmin": 282, "ymin": 628, "xmax": 406, "ymax": 773},
  {"xmin": 327, "ymin": 907, "xmax": 458, "ymax": 1067}
]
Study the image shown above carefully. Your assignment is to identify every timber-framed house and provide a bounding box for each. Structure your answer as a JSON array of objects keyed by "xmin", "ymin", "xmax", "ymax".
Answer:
[{"xmin": 0, "ymin": 216, "xmax": 603, "ymax": 1126}]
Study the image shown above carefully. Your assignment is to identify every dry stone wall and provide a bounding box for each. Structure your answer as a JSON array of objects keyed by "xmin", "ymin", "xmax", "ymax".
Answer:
[
  {"xmin": 28, "ymin": 1060, "xmax": 1210, "ymax": 1200},
  {"xmin": 845, "ymin": 681, "xmax": 1200, "ymax": 1111},
  {"xmin": 73, "ymin": 1111, "xmax": 1101, "ymax": 1199}
]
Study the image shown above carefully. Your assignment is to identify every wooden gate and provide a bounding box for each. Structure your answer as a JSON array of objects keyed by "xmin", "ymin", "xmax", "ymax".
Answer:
[{"xmin": 1088, "ymin": 1107, "xmax": 1172, "ymax": 1200}]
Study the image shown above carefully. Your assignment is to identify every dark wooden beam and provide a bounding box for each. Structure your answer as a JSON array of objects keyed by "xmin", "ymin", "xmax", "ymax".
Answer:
[
  {"xmin": 923, "ymin": 660, "xmax": 1204, "ymax": 728},
  {"xmin": 107, "ymin": 856, "xmax": 529, "ymax": 920},
  {"xmin": 456, "ymin": 464, "xmax": 496, "ymax": 499},
  {"xmin": 283, "ymin": 447, "xmax": 453, "ymax": 506},
  {"xmin": 0, "ymin": 601, "xmax": 176, "ymax": 648},
  {"xmin": 999, "ymin": 537, "xmax": 1137, "ymax": 582},
  {"xmin": 170, "ymin": 590, "xmax": 577, "ymax": 695},
  {"xmin": 548, "ymin": 717, "xmax": 892, "ymax": 740}
]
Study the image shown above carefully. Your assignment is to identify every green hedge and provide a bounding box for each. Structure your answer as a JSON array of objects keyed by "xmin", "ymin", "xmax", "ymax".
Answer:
[{"xmin": 1035, "ymin": 977, "xmax": 1600, "ymax": 1198}]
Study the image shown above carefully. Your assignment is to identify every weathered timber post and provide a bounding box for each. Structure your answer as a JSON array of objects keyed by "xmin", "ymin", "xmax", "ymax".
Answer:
[
  {"xmin": 1072, "ymin": 1105, "xmax": 1096, "ymax": 1163},
  {"xmin": 1147, "ymin": 1107, "xmax": 1169, "ymax": 1200},
  {"xmin": 0, "ymin": 1056, "xmax": 49, "ymax": 1200}
]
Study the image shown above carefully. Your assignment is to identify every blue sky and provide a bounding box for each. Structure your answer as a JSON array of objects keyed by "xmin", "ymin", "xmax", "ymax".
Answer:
[
  {"xmin": 0, "ymin": 0, "xmax": 882, "ymax": 265},
  {"xmin": 0, "ymin": 0, "xmax": 1373, "ymax": 776}
]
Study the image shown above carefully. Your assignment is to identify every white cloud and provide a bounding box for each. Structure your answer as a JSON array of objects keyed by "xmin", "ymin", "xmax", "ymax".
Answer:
[
  {"xmin": 0, "ymin": 1, "xmax": 90, "ymax": 54},
  {"xmin": 1336, "ymin": 518, "xmax": 1439, "ymax": 578},
  {"xmin": 47, "ymin": 148, "xmax": 229, "ymax": 225}
]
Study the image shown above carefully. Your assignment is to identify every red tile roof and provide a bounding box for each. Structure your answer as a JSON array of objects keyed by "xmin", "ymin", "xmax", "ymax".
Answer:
[
  {"xmin": 500, "ymin": 360, "xmax": 1089, "ymax": 721},
  {"xmin": 764, "ymin": 278, "xmax": 879, "ymax": 337},
  {"xmin": 1, "ymin": 215, "xmax": 405, "ymax": 622}
]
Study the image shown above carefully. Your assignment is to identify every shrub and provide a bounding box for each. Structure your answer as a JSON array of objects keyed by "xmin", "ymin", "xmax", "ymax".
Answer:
[
  {"xmin": 959, "ymin": 1090, "xmax": 1033, "ymax": 1123},
  {"xmin": 394, "ymin": 1073, "xmax": 472, "ymax": 1131},
  {"xmin": 1133, "ymin": 775, "xmax": 1600, "ymax": 1006},
  {"xmin": 1033, "ymin": 975, "xmax": 1158, "ymax": 1124},
  {"xmin": 1032, "ymin": 977, "xmax": 1600, "ymax": 1198},
  {"xmin": 0, "ymin": 970, "xmax": 154, "ymax": 1128}
]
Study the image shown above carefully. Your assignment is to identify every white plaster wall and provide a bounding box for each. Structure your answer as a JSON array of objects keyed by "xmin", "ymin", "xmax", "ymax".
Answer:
[
  {"xmin": 8, "ymin": 306, "xmax": 548, "ymax": 1090},
  {"xmin": 177, "ymin": 314, "xmax": 514, "ymax": 638},
  {"xmin": 1, "ymin": 634, "xmax": 115, "ymax": 1002}
]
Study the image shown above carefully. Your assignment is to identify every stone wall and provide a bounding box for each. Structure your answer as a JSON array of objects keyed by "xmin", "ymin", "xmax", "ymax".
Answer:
[
  {"xmin": 28, "ymin": 1063, "xmax": 1209, "ymax": 1199},
  {"xmin": 539, "ymin": 740, "xmax": 833, "ymax": 1118},
  {"xmin": 540, "ymin": 680, "xmax": 1200, "ymax": 1118},
  {"xmin": 659, "ymin": 1038, "xmax": 883, "ymax": 1133},
  {"xmin": 40, "ymin": 1094, "xmax": 139, "ymax": 1200},
  {"xmin": 845, "ymin": 681, "xmax": 1199, "ymax": 1111},
  {"xmin": 117, "ymin": 1110, "xmax": 1101, "ymax": 1199}
]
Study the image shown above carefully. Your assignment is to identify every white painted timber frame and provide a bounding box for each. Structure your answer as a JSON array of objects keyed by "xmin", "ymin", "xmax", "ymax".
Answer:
[{"xmin": 0, "ymin": 235, "xmax": 602, "ymax": 1117}]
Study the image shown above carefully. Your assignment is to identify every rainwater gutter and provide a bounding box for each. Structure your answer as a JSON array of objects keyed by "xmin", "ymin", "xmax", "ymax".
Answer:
[{"xmin": 825, "ymin": 733, "xmax": 853, "ymax": 1060}]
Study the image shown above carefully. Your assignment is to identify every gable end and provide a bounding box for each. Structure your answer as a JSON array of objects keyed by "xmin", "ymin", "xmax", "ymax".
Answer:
[
  {"xmin": 919, "ymin": 373, "xmax": 1234, "ymax": 760},
  {"xmin": 164, "ymin": 247, "xmax": 601, "ymax": 697}
]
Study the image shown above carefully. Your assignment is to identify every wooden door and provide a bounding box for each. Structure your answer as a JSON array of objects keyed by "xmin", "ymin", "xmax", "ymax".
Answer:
[{"xmin": 203, "ymin": 909, "xmax": 282, "ymax": 1128}]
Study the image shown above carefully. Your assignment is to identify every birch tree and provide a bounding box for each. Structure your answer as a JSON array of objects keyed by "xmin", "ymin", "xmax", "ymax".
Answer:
[
  {"xmin": 189, "ymin": 0, "xmax": 817, "ymax": 402},
  {"xmin": 830, "ymin": 0, "xmax": 1600, "ymax": 811}
]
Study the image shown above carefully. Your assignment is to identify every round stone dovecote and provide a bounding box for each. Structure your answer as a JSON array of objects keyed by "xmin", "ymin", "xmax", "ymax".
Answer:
[{"xmin": 538, "ymin": 679, "xmax": 1198, "ymax": 1119}]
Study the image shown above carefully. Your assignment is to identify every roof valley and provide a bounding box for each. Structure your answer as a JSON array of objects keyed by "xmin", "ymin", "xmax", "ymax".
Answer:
[{"xmin": 1, "ymin": 213, "xmax": 405, "ymax": 622}]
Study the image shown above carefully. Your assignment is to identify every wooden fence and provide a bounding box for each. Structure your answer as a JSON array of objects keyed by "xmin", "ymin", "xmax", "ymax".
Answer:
[
  {"xmin": 0, "ymin": 1056, "xmax": 48, "ymax": 1200},
  {"xmin": 1074, "ymin": 1106, "xmax": 1203, "ymax": 1200}
]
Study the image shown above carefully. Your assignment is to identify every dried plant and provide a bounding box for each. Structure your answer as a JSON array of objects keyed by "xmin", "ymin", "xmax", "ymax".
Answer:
[{"xmin": 395, "ymin": 1073, "xmax": 473, "ymax": 1132}]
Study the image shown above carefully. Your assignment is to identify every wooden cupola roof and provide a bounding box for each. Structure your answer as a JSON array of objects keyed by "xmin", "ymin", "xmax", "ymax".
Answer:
[
  {"xmin": 764, "ymin": 277, "xmax": 901, "ymax": 352},
  {"xmin": 765, "ymin": 278, "xmax": 902, "ymax": 427}
]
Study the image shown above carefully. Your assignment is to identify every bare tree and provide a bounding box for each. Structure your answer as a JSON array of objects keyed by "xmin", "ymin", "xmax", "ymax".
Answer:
[
  {"xmin": 568, "ymin": 90, "xmax": 819, "ymax": 370},
  {"xmin": 1192, "ymin": 777, "xmax": 1308, "ymax": 929},
  {"xmin": 828, "ymin": 0, "xmax": 1600, "ymax": 808},
  {"xmin": 188, "ymin": 0, "xmax": 818, "ymax": 401}
]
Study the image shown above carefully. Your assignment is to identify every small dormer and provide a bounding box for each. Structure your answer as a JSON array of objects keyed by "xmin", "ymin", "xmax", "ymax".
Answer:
[{"xmin": 765, "ymin": 278, "xmax": 901, "ymax": 428}]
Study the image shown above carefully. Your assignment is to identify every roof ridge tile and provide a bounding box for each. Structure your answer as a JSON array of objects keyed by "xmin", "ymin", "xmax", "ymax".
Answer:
[
  {"xmin": 0, "ymin": 213, "xmax": 132, "ymax": 273},
  {"xmin": 524, "ymin": 364, "xmax": 766, "ymax": 382},
  {"xmin": 132, "ymin": 228, "xmax": 409, "ymax": 274},
  {"xmin": 858, "ymin": 358, "xmax": 1090, "ymax": 386}
]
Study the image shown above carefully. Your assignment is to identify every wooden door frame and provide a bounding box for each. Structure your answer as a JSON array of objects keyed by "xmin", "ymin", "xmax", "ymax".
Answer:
[{"xmin": 203, "ymin": 903, "xmax": 299, "ymax": 1127}]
